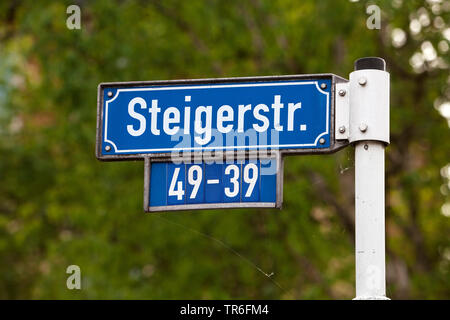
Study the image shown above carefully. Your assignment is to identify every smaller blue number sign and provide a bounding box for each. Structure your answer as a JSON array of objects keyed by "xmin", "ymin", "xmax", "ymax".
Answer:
[{"xmin": 146, "ymin": 158, "xmax": 281, "ymax": 212}]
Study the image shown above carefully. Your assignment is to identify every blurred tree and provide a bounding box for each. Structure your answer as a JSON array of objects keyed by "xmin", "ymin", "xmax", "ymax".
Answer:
[{"xmin": 0, "ymin": 0, "xmax": 448, "ymax": 299}]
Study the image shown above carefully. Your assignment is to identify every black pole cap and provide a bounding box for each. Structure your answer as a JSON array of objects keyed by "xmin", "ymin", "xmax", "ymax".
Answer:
[{"xmin": 354, "ymin": 57, "xmax": 386, "ymax": 71}]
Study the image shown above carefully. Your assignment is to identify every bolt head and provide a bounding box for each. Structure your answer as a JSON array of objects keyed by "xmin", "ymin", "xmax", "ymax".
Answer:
[
  {"xmin": 105, "ymin": 145, "xmax": 111, "ymax": 152},
  {"xmin": 359, "ymin": 123, "xmax": 368, "ymax": 132},
  {"xmin": 107, "ymin": 91, "xmax": 113, "ymax": 97},
  {"xmin": 338, "ymin": 89, "xmax": 346, "ymax": 96},
  {"xmin": 319, "ymin": 138, "xmax": 326, "ymax": 144},
  {"xmin": 320, "ymin": 83, "xmax": 327, "ymax": 89},
  {"xmin": 339, "ymin": 126, "xmax": 346, "ymax": 133},
  {"xmin": 358, "ymin": 77, "xmax": 367, "ymax": 86}
]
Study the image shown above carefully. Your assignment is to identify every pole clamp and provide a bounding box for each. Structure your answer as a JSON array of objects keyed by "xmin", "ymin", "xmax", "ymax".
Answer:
[
  {"xmin": 348, "ymin": 69, "xmax": 390, "ymax": 145},
  {"xmin": 335, "ymin": 67, "xmax": 390, "ymax": 145}
]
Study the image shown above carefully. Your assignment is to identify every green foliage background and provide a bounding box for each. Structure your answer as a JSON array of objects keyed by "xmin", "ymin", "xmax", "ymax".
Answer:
[{"xmin": 0, "ymin": 0, "xmax": 449, "ymax": 299}]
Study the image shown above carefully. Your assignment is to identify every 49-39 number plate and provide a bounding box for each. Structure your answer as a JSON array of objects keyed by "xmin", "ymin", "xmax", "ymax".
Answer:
[{"xmin": 144, "ymin": 156, "xmax": 283, "ymax": 212}]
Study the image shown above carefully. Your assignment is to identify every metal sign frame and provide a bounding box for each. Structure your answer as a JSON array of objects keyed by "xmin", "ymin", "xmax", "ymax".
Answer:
[
  {"xmin": 143, "ymin": 152, "xmax": 284, "ymax": 212},
  {"xmin": 96, "ymin": 73, "xmax": 349, "ymax": 162}
]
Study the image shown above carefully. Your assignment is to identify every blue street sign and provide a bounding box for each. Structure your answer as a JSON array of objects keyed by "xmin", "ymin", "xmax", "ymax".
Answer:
[
  {"xmin": 145, "ymin": 157, "xmax": 281, "ymax": 212},
  {"xmin": 96, "ymin": 75, "xmax": 340, "ymax": 160}
]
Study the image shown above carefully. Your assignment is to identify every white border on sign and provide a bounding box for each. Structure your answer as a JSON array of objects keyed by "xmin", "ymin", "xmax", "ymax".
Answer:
[{"xmin": 103, "ymin": 81, "xmax": 329, "ymax": 153}]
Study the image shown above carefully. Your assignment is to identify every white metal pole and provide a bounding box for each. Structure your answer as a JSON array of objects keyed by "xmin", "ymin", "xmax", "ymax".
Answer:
[
  {"xmin": 350, "ymin": 57, "xmax": 390, "ymax": 300},
  {"xmin": 355, "ymin": 142, "xmax": 387, "ymax": 298}
]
